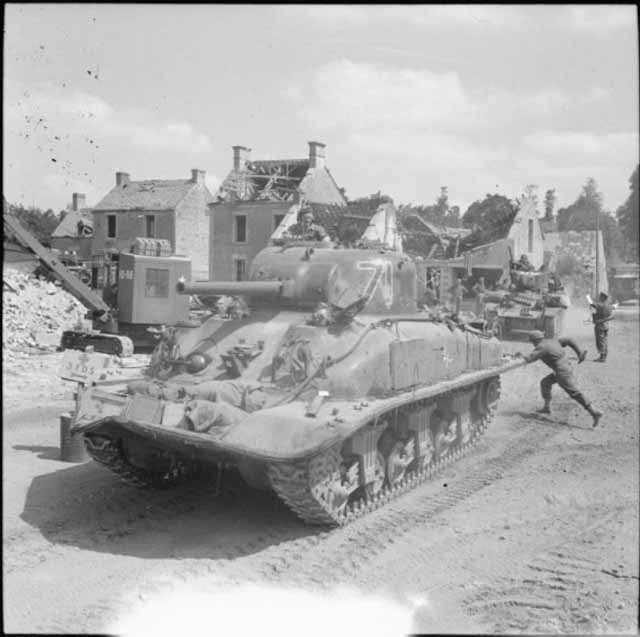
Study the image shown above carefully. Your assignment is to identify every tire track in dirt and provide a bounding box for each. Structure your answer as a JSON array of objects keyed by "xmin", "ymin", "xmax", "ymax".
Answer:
[{"xmin": 463, "ymin": 507, "xmax": 629, "ymax": 634}]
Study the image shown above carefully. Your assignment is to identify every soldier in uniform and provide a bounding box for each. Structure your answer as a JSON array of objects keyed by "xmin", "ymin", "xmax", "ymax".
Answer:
[
  {"xmin": 589, "ymin": 292, "xmax": 613, "ymax": 362},
  {"xmin": 448, "ymin": 276, "xmax": 464, "ymax": 317},
  {"xmin": 285, "ymin": 206, "xmax": 331, "ymax": 244},
  {"xmin": 517, "ymin": 331, "xmax": 602, "ymax": 427},
  {"xmin": 472, "ymin": 276, "xmax": 487, "ymax": 317}
]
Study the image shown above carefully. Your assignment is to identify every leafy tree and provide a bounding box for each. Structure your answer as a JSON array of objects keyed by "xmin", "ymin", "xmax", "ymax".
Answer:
[
  {"xmin": 556, "ymin": 178, "xmax": 624, "ymax": 262},
  {"xmin": 616, "ymin": 164, "xmax": 639, "ymax": 261},
  {"xmin": 461, "ymin": 193, "xmax": 517, "ymax": 242},
  {"xmin": 5, "ymin": 202, "xmax": 61, "ymax": 246},
  {"xmin": 544, "ymin": 188, "xmax": 556, "ymax": 221}
]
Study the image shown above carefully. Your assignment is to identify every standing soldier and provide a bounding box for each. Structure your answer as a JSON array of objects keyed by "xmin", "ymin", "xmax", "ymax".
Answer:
[
  {"xmin": 589, "ymin": 292, "xmax": 613, "ymax": 362},
  {"xmin": 448, "ymin": 276, "xmax": 464, "ymax": 317},
  {"xmin": 517, "ymin": 331, "xmax": 602, "ymax": 427},
  {"xmin": 472, "ymin": 276, "xmax": 487, "ymax": 317}
]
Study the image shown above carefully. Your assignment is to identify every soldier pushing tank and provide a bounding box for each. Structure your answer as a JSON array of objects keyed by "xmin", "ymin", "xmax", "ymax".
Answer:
[{"xmin": 517, "ymin": 330, "xmax": 602, "ymax": 427}]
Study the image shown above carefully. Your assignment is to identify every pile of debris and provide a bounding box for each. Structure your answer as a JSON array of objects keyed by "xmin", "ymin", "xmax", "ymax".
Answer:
[{"xmin": 3, "ymin": 269, "xmax": 89, "ymax": 357}]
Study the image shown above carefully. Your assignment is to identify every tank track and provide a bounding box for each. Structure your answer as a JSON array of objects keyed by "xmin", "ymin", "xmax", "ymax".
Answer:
[
  {"xmin": 268, "ymin": 380, "xmax": 500, "ymax": 526},
  {"xmin": 84, "ymin": 435, "xmax": 199, "ymax": 489}
]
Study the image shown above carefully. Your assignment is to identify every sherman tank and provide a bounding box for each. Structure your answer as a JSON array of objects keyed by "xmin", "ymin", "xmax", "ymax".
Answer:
[
  {"xmin": 484, "ymin": 270, "xmax": 569, "ymax": 340},
  {"xmin": 71, "ymin": 223, "xmax": 524, "ymax": 525}
]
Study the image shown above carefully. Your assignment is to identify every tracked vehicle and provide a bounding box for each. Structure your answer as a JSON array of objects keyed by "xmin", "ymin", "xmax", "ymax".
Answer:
[{"xmin": 70, "ymin": 211, "xmax": 524, "ymax": 525}]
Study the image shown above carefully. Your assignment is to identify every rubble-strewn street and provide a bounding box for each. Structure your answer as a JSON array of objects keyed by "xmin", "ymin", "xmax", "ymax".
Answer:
[{"xmin": 3, "ymin": 308, "xmax": 638, "ymax": 634}]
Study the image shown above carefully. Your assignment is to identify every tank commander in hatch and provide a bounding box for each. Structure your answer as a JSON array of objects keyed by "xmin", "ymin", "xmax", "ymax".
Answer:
[{"xmin": 284, "ymin": 206, "xmax": 332, "ymax": 245}]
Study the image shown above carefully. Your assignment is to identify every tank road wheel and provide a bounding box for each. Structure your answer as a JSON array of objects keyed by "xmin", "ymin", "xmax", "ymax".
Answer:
[
  {"xmin": 384, "ymin": 440, "xmax": 414, "ymax": 487},
  {"xmin": 364, "ymin": 452, "xmax": 386, "ymax": 500},
  {"xmin": 418, "ymin": 430, "xmax": 436, "ymax": 471}
]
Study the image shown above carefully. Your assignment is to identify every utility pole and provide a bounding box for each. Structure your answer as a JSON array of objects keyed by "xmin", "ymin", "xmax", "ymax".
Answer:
[{"xmin": 595, "ymin": 209, "xmax": 600, "ymax": 296}]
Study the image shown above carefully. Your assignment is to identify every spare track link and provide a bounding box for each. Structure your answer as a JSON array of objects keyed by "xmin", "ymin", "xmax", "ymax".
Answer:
[
  {"xmin": 84, "ymin": 435, "xmax": 196, "ymax": 489},
  {"xmin": 268, "ymin": 379, "xmax": 501, "ymax": 526}
]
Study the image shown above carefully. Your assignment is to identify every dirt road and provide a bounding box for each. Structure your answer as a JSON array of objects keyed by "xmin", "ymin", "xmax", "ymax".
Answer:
[{"xmin": 3, "ymin": 309, "xmax": 638, "ymax": 635}]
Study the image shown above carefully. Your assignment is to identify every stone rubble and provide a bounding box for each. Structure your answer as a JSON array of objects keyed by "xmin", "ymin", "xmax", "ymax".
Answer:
[{"xmin": 3, "ymin": 268, "xmax": 89, "ymax": 359}]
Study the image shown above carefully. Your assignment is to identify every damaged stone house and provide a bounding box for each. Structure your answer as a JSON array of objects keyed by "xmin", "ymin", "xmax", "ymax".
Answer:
[
  {"xmin": 50, "ymin": 193, "xmax": 94, "ymax": 260},
  {"xmin": 209, "ymin": 141, "xmax": 347, "ymax": 280},
  {"xmin": 92, "ymin": 170, "xmax": 213, "ymax": 279}
]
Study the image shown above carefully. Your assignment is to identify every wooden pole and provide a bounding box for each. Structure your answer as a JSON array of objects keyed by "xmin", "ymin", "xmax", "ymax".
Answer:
[{"xmin": 595, "ymin": 210, "xmax": 600, "ymax": 296}]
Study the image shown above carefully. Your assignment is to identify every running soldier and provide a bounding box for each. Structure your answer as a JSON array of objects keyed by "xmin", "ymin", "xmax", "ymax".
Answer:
[{"xmin": 517, "ymin": 331, "xmax": 602, "ymax": 428}]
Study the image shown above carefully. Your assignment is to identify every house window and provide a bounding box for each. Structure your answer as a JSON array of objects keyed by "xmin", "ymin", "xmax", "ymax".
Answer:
[
  {"xmin": 145, "ymin": 268, "xmax": 169, "ymax": 297},
  {"xmin": 107, "ymin": 215, "xmax": 117, "ymax": 239},
  {"xmin": 234, "ymin": 258, "xmax": 247, "ymax": 282},
  {"xmin": 145, "ymin": 215, "xmax": 155, "ymax": 238},
  {"xmin": 234, "ymin": 215, "xmax": 247, "ymax": 243},
  {"xmin": 528, "ymin": 219, "xmax": 534, "ymax": 253},
  {"xmin": 273, "ymin": 214, "xmax": 285, "ymax": 232}
]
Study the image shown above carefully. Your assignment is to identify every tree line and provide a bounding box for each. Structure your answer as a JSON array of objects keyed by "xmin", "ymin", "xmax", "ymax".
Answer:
[{"xmin": 352, "ymin": 164, "xmax": 639, "ymax": 263}]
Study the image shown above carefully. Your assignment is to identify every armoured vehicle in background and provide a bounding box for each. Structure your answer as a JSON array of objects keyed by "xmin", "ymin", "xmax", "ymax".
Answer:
[
  {"xmin": 70, "ymin": 208, "xmax": 523, "ymax": 525},
  {"xmin": 485, "ymin": 269, "xmax": 569, "ymax": 340}
]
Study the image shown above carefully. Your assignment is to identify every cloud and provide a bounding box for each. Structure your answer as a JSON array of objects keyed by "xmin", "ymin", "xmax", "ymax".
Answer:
[
  {"xmin": 285, "ymin": 59, "xmax": 638, "ymax": 210},
  {"xmin": 285, "ymin": 59, "xmax": 578, "ymax": 135},
  {"xmin": 564, "ymin": 6, "xmax": 635, "ymax": 36},
  {"xmin": 522, "ymin": 130, "xmax": 639, "ymax": 159},
  {"xmin": 42, "ymin": 173, "xmax": 101, "ymax": 206},
  {"xmin": 5, "ymin": 79, "xmax": 212, "ymax": 153},
  {"xmin": 277, "ymin": 5, "xmax": 526, "ymax": 31}
]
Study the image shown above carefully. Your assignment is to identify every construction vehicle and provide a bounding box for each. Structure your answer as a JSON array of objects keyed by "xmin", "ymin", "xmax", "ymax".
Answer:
[
  {"xmin": 68, "ymin": 206, "xmax": 526, "ymax": 526},
  {"xmin": 4, "ymin": 210, "xmax": 191, "ymax": 355}
]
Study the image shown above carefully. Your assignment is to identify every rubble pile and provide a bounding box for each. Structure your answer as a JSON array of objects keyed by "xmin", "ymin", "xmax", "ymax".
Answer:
[{"xmin": 3, "ymin": 269, "xmax": 89, "ymax": 357}]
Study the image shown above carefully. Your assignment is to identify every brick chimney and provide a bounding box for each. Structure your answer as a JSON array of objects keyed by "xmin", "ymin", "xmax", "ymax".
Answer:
[
  {"xmin": 72, "ymin": 193, "xmax": 86, "ymax": 211},
  {"xmin": 191, "ymin": 168, "xmax": 206, "ymax": 185},
  {"xmin": 232, "ymin": 146, "xmax": 251, "ymax": 171},
  {"xmin": 116, "ymin": 172, "xmax": 130, "ymax": 187},
  {"xmin": 308, "ymin": 141, "xmax": 326, "ymax": 169}
]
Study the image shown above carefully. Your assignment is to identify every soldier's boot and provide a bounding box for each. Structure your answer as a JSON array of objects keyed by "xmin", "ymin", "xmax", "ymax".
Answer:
[
  {"xmin": 586, "ymin": 404, "xmax": 603, "ymax": 428},
  {"xmin": 578, "ymin": 349, "xmax": 588, "ymax": 364},
  {"xmin": 536, "ymin": 400, "xmax": 551, "ymax": 415}
]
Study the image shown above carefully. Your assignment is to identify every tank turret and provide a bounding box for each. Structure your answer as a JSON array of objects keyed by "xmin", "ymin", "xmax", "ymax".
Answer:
[{"xmin": 179, "ymin": 245, "xmax": 418, "ymax": 315}]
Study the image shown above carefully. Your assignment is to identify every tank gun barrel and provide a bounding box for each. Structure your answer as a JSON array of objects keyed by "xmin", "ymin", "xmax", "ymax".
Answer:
[{"xmin": 177, "ymin": 279, "xmax": 284, "ymax": 297}]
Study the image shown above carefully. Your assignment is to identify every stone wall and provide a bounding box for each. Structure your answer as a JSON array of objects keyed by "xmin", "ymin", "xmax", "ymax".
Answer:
[{"xmin": 174, "ymin": 184, "xmax": 210, "ymax": 281}]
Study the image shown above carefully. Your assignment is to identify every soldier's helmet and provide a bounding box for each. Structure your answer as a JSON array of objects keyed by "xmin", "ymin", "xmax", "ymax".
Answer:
[
  {"xmin": 298, "ymin": 205, "xmax": 314, "ymax": 221},
  {"xmin": 528, "ymin": 330, "xmax": 545, "ymax": 343}
]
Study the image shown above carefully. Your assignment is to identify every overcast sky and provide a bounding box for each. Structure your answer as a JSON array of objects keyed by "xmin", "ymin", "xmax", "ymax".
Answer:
[{"xmin": 4, "ymin": 4, "xmax": 638, "ymax": 214}]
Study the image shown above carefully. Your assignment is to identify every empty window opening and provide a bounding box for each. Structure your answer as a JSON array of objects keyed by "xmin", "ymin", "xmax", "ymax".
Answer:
[
  {"xmin": 234, "ymin": 258, "xmax": 247, "ymax": 281},
  {"xmin": 145, "ymin": 215, "xmax": 155, "ymax": 238},
  {"xmin": 234, "ymin": 215, "xmax": 247, "ymax": 243},
  {"xmin": 107, "ymin": 215, "xmax": 117, "ymax": 239}
]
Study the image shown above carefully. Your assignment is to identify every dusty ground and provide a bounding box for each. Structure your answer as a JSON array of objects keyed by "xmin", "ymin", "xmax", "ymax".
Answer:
[{"xmin": 3, "ymin": 308, "xmax": 638, "ymax": 635}]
